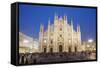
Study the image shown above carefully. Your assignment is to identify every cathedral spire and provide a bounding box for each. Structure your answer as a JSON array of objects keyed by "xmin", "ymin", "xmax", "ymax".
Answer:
[
  {"xmin": 71, "ymin": 19, "xmax": 73, "ymax": 29},
  {"xmin": 40, "ymin": 24, "xmax": 44, "ymax": 33},
  {"xmin": 54, "ymin": 13, "xmax": 58, "ymax": 25},
  {"xmin": 77, "ymin": 24, "xmax": 80, "ymax": 32},
  {"xmin": 54, "ymin": 13, "xmax": 58, "ymax": 20},
  {"xmin": 48, "ymin": 18, "xmax": 51, "ymax": 32},
  {"xmin": 71, "ymin": 19, "xmax": 74, "ymax": 46},
  {"xmin": 64, "ymin": 15, "xmax": 66, "ymax": 20},
  {"xmin": 64, "ymin": 15, "xmax": 68, "ymax": 24},
  {"xmin": 66, "ymin": 15, "xmax": 68, "ymax": 22},
  {"xmin": 48, "ymin": 18, "xmax": 50, "ymax": 27}
]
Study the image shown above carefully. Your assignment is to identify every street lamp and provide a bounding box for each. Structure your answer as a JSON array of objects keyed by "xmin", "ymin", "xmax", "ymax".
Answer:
[
  {"xmin": 87, "ymin": 39, "xmax": 94, "ymax": 52},
  {"xmin": 88, "ymin": 39, "xmax": 93, "ymax": 43}
]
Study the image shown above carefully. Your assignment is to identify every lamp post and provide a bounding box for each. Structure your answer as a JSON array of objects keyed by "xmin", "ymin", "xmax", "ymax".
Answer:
[
  {"xmin": 87, "ymin": 39, "xmax": 93, "ymax": 52},
  {"xmin": 88, "ymin": 39, "xmax": 93, "ymax": 43}
]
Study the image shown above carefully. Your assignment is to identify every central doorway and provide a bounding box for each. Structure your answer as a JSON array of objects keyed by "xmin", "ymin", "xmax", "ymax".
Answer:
[
  {"xmin": 43, "ymin": 48, "xmax": 46, "ymax": 53},
  {"xmin": 59, "ymin": 45, "xmax": 63, "ymax": 52}
]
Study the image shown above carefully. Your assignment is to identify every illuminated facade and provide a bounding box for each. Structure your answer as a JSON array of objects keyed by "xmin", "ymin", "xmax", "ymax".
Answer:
[
  {"xmin": 19, "ymin": 32, "xmax": 38, "ymax": 53},
  {"xmin": 39, "ymin": 15, "xmax": 82, "ymax": 53}
]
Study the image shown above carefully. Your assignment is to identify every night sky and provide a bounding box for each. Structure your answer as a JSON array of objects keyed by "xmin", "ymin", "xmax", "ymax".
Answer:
[{"xmin": 19, "ymin": 4, "xmax": 96, "ymax": 41}]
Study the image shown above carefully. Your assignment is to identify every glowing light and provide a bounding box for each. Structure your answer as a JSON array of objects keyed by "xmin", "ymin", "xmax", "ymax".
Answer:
[{"xmin": 88, "ymin": 39, "xmax": 93, "ymax": 43}]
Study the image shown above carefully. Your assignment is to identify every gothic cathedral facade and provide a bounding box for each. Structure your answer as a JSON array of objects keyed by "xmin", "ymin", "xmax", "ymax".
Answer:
[{"xmin": 39, "ymin": 14, "xmax": 82, "ymax": 53}]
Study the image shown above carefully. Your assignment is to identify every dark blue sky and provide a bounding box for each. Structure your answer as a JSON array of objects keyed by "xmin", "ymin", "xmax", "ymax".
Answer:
[{"xmin": 19, "ymin": 4, "xmax": 96, "ymax": 41}]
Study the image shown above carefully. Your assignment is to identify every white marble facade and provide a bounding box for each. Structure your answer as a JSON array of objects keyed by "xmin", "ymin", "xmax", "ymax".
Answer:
[{"xmin": 39, "ymin": 14, "xmax": 82, "ymax": 53}]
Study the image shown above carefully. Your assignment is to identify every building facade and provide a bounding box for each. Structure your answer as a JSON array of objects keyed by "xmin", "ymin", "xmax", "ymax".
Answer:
[
  {"xmin": 39, "ymin": 15, "xmax": 82, "ymax": 53},
  {"xmin": 19, "ymin": 32, "xmax": 38, "ymax": 53},
  {"xmin": 82, "ymin": 41, "xmax": 96, "ymax": 52}
]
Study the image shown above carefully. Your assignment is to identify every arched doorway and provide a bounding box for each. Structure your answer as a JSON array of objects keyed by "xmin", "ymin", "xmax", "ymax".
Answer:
[
  {"xmin": 59, "ymin": 45, "xmax": 63, "ymax": 52},
  {"xmin": 50, "ymin": 48, "xmax": 53, "ymax": 53},
  {"xmin": 75, "ymin": 46, "xmax": 77, "ymax": 52}
]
